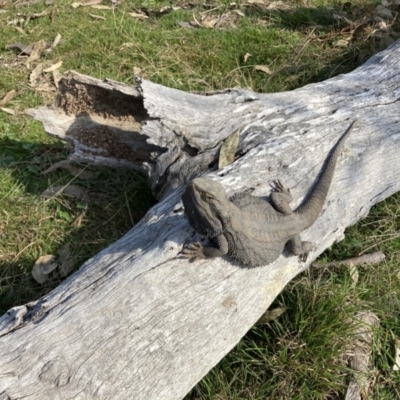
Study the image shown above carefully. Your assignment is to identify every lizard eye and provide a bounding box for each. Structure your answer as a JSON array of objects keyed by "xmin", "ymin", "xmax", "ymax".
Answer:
[{"xmin": 203, "ymin": 193, "xmax": 215, "ymax": 202}]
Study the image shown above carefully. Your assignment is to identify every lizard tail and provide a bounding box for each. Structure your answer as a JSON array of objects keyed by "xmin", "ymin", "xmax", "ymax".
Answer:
[{"xmin": 295, "ymin": 120, "xmax": 357, "ymax": 227}]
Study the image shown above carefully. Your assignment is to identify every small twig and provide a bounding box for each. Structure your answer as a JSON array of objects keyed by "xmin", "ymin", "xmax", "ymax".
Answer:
[
  {"xmin": 312, "ymin": 251, "xmax": 385, "ymax": 269},
  {"xmin": 41, "ymin": 159, "xmax": 71, "ymax": 174},
  {"xmin": 266, "ymin": 28, "xmax": 315, "ymax": 85},
  {"xmin": 12, "ymin": 242, "xmax": 36, "ymax": 263},
  {"xmin": 344, "ymin": 311, "xmax": 379, "ymax": 400},
  {"xmin": 293, "ymin": 28, "xmax": 315, "ymax": 63},
  {"xmin": 200, "ymin": 5, "xmax": 223, "ymax": 15}
]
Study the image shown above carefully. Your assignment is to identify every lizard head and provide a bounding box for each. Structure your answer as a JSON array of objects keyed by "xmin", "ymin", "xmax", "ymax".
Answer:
[{"xmin": 182, "ymin": 178, "xmax": 229, "ymax": 236}]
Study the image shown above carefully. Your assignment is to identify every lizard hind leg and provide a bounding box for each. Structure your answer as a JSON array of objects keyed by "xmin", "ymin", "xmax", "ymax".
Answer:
[
  {"xmin": 286, "ymin": 234, "xmax": 312, "ymax": 262},
  {"xmin": 270, "ymin": 180, "xmax": 294, "ymax": 214}
]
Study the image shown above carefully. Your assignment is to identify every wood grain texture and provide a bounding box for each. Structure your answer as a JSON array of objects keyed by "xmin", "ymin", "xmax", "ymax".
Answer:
[{"xmin": 1, "ymin": 41, "xmax": 400, "ymax": 399}]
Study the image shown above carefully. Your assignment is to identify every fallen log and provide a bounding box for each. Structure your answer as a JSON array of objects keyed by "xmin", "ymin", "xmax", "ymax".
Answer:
[{"xmin": 1, "ymin": 40, "xmax": 400, "ymax": 399}]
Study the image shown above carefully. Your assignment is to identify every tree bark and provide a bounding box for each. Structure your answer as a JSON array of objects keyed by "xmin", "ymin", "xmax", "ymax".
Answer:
[{"xmin": 1, "ymin": 41, "xmax": 400, "ymax": 400}]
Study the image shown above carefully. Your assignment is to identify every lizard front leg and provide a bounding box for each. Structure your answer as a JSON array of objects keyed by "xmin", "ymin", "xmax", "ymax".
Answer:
[{"xmin": 182, "ymin": 234, "xmax": 229, "ymax": 260}]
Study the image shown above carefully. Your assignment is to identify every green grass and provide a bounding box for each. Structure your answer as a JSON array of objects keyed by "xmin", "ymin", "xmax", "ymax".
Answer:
[
  {"xmin": 0, "ymin": 117, "xmax": 155, "ymax": 309},
  {"xmin": 1, "ymin": 0, "xmax": 400, "ymax": 398}
]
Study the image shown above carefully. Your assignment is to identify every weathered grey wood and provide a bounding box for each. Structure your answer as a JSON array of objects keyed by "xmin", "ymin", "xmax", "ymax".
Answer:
[{"xmin": 1, "ymin": 41, "xmax": 400, "ymax": 399}]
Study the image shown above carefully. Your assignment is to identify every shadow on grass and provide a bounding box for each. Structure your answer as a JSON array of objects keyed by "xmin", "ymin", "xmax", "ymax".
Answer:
[
  {"xmin": 219, "ymin": 3, "xmax": 387, "ymax": 92},
  {"xmin": 0, "ymin": 137, "xmax": 156, "ymax": 314}
]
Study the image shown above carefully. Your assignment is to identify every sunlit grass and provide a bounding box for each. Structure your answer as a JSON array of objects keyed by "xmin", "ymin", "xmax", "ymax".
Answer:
[{"xmin": 1, "ymin": 0, "xmax": 399, "ymax": 397}]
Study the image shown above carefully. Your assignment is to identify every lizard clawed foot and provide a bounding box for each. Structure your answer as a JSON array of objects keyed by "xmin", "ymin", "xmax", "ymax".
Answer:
[
  {"xmin": 272, "ymin": 179, "xmax": 290, "ymax": 195},
  {"xmin": 298, "ymin": 252, "xmax": 309, "ymax": 263},
  {"xmin": 181, "ymin": 242, "xmax": 206, "ymax": 260}
]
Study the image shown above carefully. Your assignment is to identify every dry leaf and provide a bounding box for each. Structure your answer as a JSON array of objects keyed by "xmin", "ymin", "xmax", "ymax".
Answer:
[
  {"xmin": 246, "ymin": 0, "xmax": 266, "ymax": 4},
  {"xmin": 129, "ymin": 11, "xmax": 149, "ymax": 20},
  {"xmin": 7, "ymin": 19, "xmax": 19, "ymax": 26},
  {"xmin": 158, "ymin": 6, "xmax": 180, "ymax": 14},
  {"xmin": 89, "ymin": 13, "xmax": 106, "ymax": 20},
  {"xmin": 91, "ymin": 5, "xmax": 114, "ymax": 9},
  {"xmin": 0, "ymin": 90, "xmax": 17, "ymax": 107},
  {"xmin": 214, "ymin": 14, "xmax": 230, "ymax": 29},
  {"xmin": 334, "ymin": 39, "xmax": 349, "ymax": 47},
  {"xmin": 32, "ymin": 267, "xmax": 47, "ymax": 284},
  {"xmin": 41, "ymin": 184, "xmax": 88, "ymax": 200},
  {"xmin": 53, "ymin": 69, "xmax": 63, "ymax": 88},
  {"xmin": 32, "ymin": 255, "xmax": 58, "ymax": 284},
  {"xmin": 219, "ymin": 128, "xmax": 241, "ymax": 169},
  {"xmin": 43, "ymin": 61, "xmax": 63, "ymax": 72},
  {"xmin": 176, "ymin": 20, "xmax": 200, "ymax": 28},
  {"xmin": 267, "ymin": 0, "xmax": 290, "ymax": 9},
  {"xmin": 233, "ymin": 9, "xmax": 245, "ymax": 17},
  {"xmin": 254, "ymin": 65, "xmax": 272, "ymax": 74},
  {"xmin": 84, "ymin": 0, "xmax": 103, "ymax": 4},
  {"xmin": 59, "ymin": 245, "xmax": 74, "ymax": 277},
  {"xmin": 29, "ymin": 63, "xmax": 43, "ymax": 85},
  {"xmin": 26, "ymin": 40, "xmax": 47, "ymax": 64},
  {"xmin": 15, "ymin": 0, "xmax": 42, "ymax": 7},
  {"xmin": 51, "ymin": 33, "xmax": 61, "ymax": 49},
  {"xmin": 349, "ymin": 263, "xmax": 359, "ymax": 287},
  {"xmin": 0, "ymin": 107, "xmax": 16, "ymax": 115},
  {"xmin": 72, "ymin": 0, "xmax": 103, "ymax": 7},
  {"xmin": 29, "ymin": 10, "xmax": 48, "ymax": 19},
  {"xmin": 159, "ymin": 5, "xmax": 172, "ymax": 13},
  {"xmin": 39, "ymin": 256, "xmax": 58, "ymax": 274},
  {"xmin": 256, "ymin": 307, "xmax": 287, "ymax": 324},
  {"xmin": 14, "ymin": 26, "xmax": 26, "ymax": 35},
  {"xmin": 5, "ymin": 43, "xmax": 34, "ymax": 55},
  {"xmin": 202, "ymin": 15, "xmax": 220, "ymax": 28},
  {"xmin": 133, "ymin": 66, "xmax": 142, "ymax": 75},
  {"xmin": 243, "ymin": 52, "xmax": 251, "ymax": 62},
  {"xmin": 377, "ymin": 20, "xmax": 387, "ymax": 29}
]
